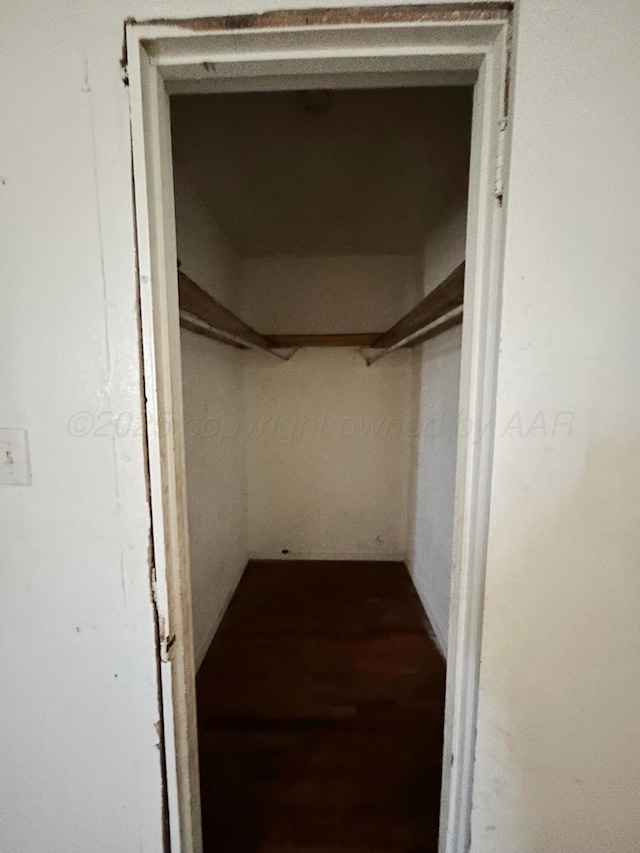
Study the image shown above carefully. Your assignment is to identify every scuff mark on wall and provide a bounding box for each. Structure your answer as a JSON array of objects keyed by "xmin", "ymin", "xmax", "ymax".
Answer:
[
  {"xmin": 80, "ymin": 54, "xmax": 92, "ymax": 93},
  {"xmin": 121, "ymin": 19, "xmax": 133, "ymax": 87}
]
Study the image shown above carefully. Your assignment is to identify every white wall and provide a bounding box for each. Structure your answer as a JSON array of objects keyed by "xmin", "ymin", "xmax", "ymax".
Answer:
[
  {"xmin": 240, "ymin": 254, "xmax": 422, "ymax": 334},
  {"xmin": 470, "ymin": 2, "xmax": 640, "ymax": 850},
  {"xmin": 244, "ymin": 347, "xmax": 414, "ymax": 559},
  {"xmin": 3, "ymin": 2, "xmax": 640, "ymax": 852},
  {"xmin": 241, "ymin": 254, "xmax": 419, "ymax": 560},
  {"xmin": 408, "ymin": 198, "xmax": 467, "ymax": 652},
  {"xmin": 1, "ymin": 7, "xmax": 166, "ymax": 850},
  {"xmin": 174, "ymin": 178, "xmax": 248, "ymax": 667},
  {"xmin": 409, "ymin": 326, "xmax": 462, "ymax": 651}
]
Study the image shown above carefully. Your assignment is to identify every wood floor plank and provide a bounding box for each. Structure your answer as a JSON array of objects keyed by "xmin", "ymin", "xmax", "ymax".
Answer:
[{"xmin": 197, "ymin": 559, "xmax": 445, "ymax": 853}]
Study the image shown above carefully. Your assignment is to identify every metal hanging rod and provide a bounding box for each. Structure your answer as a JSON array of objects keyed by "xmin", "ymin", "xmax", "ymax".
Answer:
[
  {"xmin": 363, "ymin": 305, "xmax": 463, "ymax": 365},
  {"xmin": 179, "ymin": 310, "xmax": 297, "ymax": 361},
  {"xmin": 177, "ymin": 261, "xmax": 464, "ymax": 363}
]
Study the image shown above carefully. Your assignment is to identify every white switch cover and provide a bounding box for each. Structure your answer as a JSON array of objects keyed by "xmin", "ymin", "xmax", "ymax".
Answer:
[{"xmin": 0, "ymin": 428, "xmax": 32, "ymax": 485}]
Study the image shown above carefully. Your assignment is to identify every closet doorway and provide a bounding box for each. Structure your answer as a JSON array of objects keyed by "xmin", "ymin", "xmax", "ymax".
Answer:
[
  {"xmin": 173, "ymin": 86, "xmax": 468, "ymax": 853},
  {"xmin": 127, "ymin": 10, "xmax": 510, "ymax": 853}
]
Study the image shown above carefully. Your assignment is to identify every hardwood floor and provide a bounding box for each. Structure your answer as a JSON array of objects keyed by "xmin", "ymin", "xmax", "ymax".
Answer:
[{"xmin": 197, "ymin": 560, "xmax": 446, "ymax": 853}]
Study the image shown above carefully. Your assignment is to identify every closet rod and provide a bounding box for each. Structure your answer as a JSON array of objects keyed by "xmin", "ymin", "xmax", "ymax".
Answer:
[
  {"xmin": 177, "ymin": 270, "xmax": 294, "ymax": 361},
  {"xmin": 369, "ymin": 262, "xmax": 465, "ymax": 351},
  {"xmin": 177, "ymin": 261, "xmax": 464, "ymax": 362},
  {"xmin": 364, "ymin": 305, "xmax": 463, "ymax": 365},
  {"xmin": 363, "ymin": 261, "xmax": 465, "ymax": 365},
  {"xmin": 179, "ymin": 310, "xmax": 296, "ymax": 360}
]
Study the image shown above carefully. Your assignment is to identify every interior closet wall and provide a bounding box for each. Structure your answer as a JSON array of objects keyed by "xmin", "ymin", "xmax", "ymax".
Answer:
[
  {"xmin": 170, "ymin": 86, "xmax": 472, "ymax": 597},
  {"xmin": 408, "ymin": 195, "xmax": 467, "ymax": 653},
  {"xmin": 241, "ymin": 255, "xmax": 421, "ymax": 559},
  {"xmin": 175, "ymin": 178, "xmax": 249, "ymax": 666}
]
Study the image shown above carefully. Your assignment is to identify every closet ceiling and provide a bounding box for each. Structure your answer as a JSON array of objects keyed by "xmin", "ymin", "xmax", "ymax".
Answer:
[{"xmin": 170, "ymin": 86, "xmax": 473, "ymax": 257}]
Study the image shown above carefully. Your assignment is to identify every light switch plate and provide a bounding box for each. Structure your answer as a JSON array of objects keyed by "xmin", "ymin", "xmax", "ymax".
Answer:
[{"xmin": 0, "ymin": 428, "xmax": 32, "ymax": 485}]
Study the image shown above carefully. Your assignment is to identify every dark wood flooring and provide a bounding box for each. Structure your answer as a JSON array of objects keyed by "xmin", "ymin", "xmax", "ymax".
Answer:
[{"xmin": 197, "ymin": 560, "xmax": 446, "ymax": 853}]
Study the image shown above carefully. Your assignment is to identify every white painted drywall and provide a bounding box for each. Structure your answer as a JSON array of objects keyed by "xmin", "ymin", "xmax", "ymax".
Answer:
[
  {"xmin": 244, "ymin": 347, "xmax": 414, "ymax": 560},
  {"xmin": 409, "ymin": 327, "xmax": 462, "ymax": 652},
  {"xmin": 408, "ymin": 197, "xmax": 467, "ymax": 653},
  {"xmin": 241, "ymin": 254, "xmax": 419, "ymax": 560},
  {"xmin": 470, "ymin": 2, "xmax": 640, "ymax": 851},
  {"xmin": 240, "ymin": 253, "xmax": 422, "ymax": 334},
  {"xmin": 174, "ymin": 178, "xmax": 248, "ymax": 667},
  {"xmin": 0, "ymin": 8, "xmax": 166, "ymax": 851},
  {"xmin": 3, "ymin": 2, "xmax": 640, "ymax": 852},
  {"xmin": 171, "ymin": 87, "xmax": 473, "ymax": 256}
]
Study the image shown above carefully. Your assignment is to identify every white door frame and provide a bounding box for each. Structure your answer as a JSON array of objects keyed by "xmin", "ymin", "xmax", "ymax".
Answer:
[{"xmin": 126, "ymin": 8, "xmax": 511, "ymax": 853}]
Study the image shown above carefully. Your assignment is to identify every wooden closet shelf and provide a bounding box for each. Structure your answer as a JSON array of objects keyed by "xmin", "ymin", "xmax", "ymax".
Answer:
[{"xmin": 177, "ymin": 262, "xmax": 465, "ymax": 363}]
